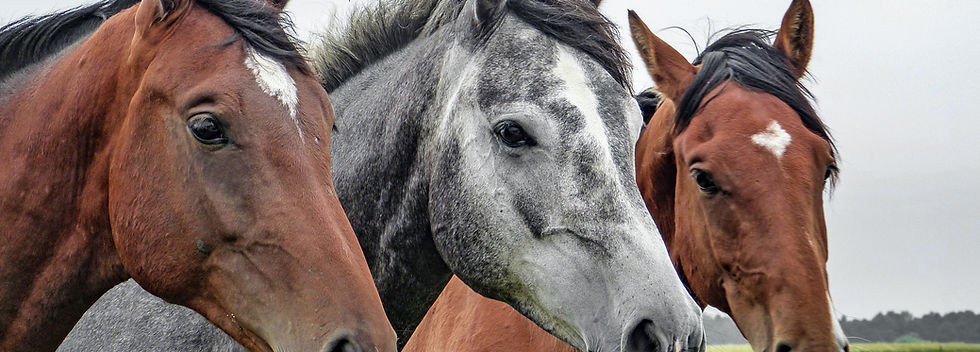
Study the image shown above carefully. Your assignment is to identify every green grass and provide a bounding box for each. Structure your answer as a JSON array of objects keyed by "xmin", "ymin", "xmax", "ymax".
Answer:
[{"xmin": 707, "ymin": 344, "xmax": 980, "ymax": 352}]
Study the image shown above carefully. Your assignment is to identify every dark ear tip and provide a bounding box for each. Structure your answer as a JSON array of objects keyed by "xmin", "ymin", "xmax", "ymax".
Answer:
[
  {"xmin": 635, "ymin": 88, "xmax": 662, "ymax": 124},
  {"xmin": 627, "ymin": 10, "xmax": 647, "ymax": 33}
]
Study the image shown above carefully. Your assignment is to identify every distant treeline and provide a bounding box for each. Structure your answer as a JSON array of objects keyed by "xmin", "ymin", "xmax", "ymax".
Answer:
[
  {"xmin": 842, "ymin": 311, "xmax": 980, "ymax": 344},
  {"xmin": 704, "ymin": 310, "xmax": 980, "ymax": 345}
]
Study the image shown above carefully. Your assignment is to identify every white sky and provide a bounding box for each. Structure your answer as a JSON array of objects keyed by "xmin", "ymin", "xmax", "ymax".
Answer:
[{"xmin": 4, "ymin": 0, "xmax": 978, "ymax": 319}]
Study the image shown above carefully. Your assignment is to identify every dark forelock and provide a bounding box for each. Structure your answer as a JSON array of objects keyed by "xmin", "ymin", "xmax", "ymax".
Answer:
[
  {"xmin": 0, "ymin": 0, "xmax": 138, "ymax": 83},
  {"xmin": 195, "ymin": 0, "xmax": 308, "ymax": 73},
  {"xmin": 312, "ymin": 0, "xmax": 631, "ymax": 92},
  {"xmin": 672, "ymin": 29, "xmax": 838, "ymax": 182},
  {"xmin": 0, "ymin": 0, "xmax": 307, "ymax": 84}
]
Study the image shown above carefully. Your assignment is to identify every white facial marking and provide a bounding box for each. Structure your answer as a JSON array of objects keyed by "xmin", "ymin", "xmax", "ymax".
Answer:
[
  {"xmin": 553, "ymin": 45, "xmax": 660, "ymax": 247},
  {"xmin": 553, "ymin": 46, "xmax": 614, "ymax": 167},
  {"xmin": 829, "ymin": 292, "xmax": 848, "ymax": 347},
  {"xmin": 244, "ymin": 46, "xmax": 303, "ymax": 143},
  {"xmin": 751, "ymin": 120, "xmax": 791, "ymax": 158}
]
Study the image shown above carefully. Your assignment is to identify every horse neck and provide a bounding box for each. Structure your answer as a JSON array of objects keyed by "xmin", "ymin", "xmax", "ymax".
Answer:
[
  {"xmin": 0, "ymin": 19, "xmax": 135, "ymax": 351},
  {"xmin": 635, "ymin": 107, "xmax": 712, "ymax": 307},
  {"xmin": 328, "ymin": 34, "xmax": 453, "ymax": 343},
  {"xmin": 636, "ymin": 109, "xmax": 679, "ymax": 249}
]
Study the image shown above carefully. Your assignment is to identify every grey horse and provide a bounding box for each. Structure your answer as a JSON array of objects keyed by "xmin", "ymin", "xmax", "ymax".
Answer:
[{"xmin": 62, "ymin": 0, "xmax": 703, "ymax": 350}]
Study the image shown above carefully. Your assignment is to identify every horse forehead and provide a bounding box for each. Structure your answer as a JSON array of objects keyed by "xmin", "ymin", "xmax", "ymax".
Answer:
[
  {"xmin": 477, "ymin": 39, "xmax": 625, "ymax": 122},
  {"xmin": 243, "ymin": 47, "xmax": 304, "ymax": 142},
  {"xmin": 696, "ymin": 89, "xmax": 810, "ymax": 154}
]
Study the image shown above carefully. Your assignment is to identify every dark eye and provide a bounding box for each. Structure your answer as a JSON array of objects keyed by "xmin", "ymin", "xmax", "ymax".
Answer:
[
  {"xmin": 691, "ymin": 168, "xmax": 720, "ymax": 194},
  {"xmin": 187, "ymin": 113, "xmax": 228, "ymax": 145},
  {"xmin": 494, "ymin": 120, "xmax": 535, "ymax": 148}
]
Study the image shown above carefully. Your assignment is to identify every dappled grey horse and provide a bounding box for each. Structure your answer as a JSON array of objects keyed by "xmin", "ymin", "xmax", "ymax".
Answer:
[{"xmin": 63, "ymin": 0, "xmax": 703, "ymax": 350}]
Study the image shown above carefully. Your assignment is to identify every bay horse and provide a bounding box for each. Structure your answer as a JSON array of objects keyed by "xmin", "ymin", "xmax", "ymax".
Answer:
[
  {"xmin": 404, "ymin": 1, "xmax": 850, "ymax": 351},
  {"xmin": 63, "ymin": 0, "xmax": 705, "ymax": 350},
  {"xmin": 0, "ymin": 0, "xmax": 396, "ymax": 350}
]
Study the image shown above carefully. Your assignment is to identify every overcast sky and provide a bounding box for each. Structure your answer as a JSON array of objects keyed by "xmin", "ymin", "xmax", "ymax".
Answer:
[{"xmin": 5, "ymin": 0, "xmax": 978, "ymax": 320}]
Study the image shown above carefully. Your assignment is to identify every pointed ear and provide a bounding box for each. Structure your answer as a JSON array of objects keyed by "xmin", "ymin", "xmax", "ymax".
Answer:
[
  {"xmin": 590, "ymin": 0, "xmax": 602, "ymax": 7},
  {"xmin": 471, "ymin": 0, "xmax": 507, "ymax": 34},
  {"xmin": 628, "ymin": 10, "xmax": 696, "ymax": 103},
  {"xmin": 635, "ymin": 88, "xmax": 662, "ymax": 125},
  {"xmin": 134, "ymin": 0, "xmax": 181, "ymax": 34},
  {"xmin": 134, "ymin": 0, "xmax": 170, "ymax": 25},
  {"xmin": 773, "ymin": 0, "xmax": 814, "ymax": 79}
]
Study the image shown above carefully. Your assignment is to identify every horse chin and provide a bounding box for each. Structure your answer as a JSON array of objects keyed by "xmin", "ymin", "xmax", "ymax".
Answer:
[
  {"xmin": 722, "ymin": 279, "xmax": 844, "ymax": 352},
  {"xmin": 184, "ymin": 301, "xmax": 275, "ymax": 352},
  {"xmin": 503, "ymin": 242, "xmax": 702, "ymax": 352}
]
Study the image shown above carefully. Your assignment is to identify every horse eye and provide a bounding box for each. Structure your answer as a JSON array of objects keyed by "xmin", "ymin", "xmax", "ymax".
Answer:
[
  {"xmin": 691, "ymin": 168, "xmax": 720, "ymax": 194},
  {"xmin": 187, "ymin": 113, "xmax": 228, "ymax": 145},
  {"xmin": 494, "ymin": 120, "xmax": 535, "ymax": 148}
]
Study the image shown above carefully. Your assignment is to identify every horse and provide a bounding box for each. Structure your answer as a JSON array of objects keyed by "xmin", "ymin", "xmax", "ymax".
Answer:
[
  {"xmin": 61, "ymin": 0, "xmax": 704, "ymax": 350},
  {"xmin": 403, "ymin": 1, "xmax": 850, "ymax": 351},
  {"xmin": 0, "ymin": 0, "xmax": 396, "ymax": 350}
]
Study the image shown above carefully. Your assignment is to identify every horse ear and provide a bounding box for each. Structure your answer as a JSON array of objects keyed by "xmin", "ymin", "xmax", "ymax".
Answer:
[
  {"xmin": 628, "ymin": 10, "xmax": 696, "ymax": 103},
  {"xmin": 471, "ymin": 0, "xmax": 507, "ymax": 33},
  {"xmin": 590, "ymin": 0, "xmax": 602, "ymax": 7},
  {"xmin": 134, "ymin": 0, "xmax": 171, "ymax": 24},
  {"xmin": 773, "ymin": 0, "xmax": 814, "ymax": 79},
  {"xmin": 134, "ymin": 0, "xmax": 184, "ymax": 32}
]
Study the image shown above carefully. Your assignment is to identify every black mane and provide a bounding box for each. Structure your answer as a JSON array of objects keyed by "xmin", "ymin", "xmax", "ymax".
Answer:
[
  {"xmin": 312, "ymin": 0, "xmax": 631, "ymax": 92},
  {"xmin": 196, "ymin": 0, "xmax": 308, "ymax": 73},
  {"xmin": 0, "ymin": 0, "xmax": 138, "ymax": 83},
  {"xmin": 673, "ymin": 29, "xmax": 838, "ymax": 180},
  {"xmin": 0, "ymin": 0, "xmax": 307, "ymax": 84}
]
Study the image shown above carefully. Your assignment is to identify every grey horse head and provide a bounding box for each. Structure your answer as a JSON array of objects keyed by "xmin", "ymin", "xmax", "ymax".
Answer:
[{"xmin": 320, "ymin": 0, "xmax": 703, "ymax": 350}]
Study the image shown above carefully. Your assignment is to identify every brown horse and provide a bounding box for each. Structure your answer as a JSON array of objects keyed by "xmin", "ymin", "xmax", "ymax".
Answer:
[
  {"xmin": 405, "ymin": 1, "xmax": 848, "ymax": 351},
  {"xmin": 0, "ymin": 0, "xmax": 396, "ymax": 351}
]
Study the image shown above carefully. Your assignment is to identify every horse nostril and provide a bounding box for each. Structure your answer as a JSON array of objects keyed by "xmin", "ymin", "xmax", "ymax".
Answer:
[
  {"xmin": 843, "ymin": 343, "xmax": 851, "ymax": 352},
  {"xmin": 775, "ymin": 342, "xmax": 793, "ymax": 352},
  {"xmin": 627, "ymin": 319, "xmax": 664, "ymax": 352},
  {"xmin": 325, "ymin": 333, "xmax": 362, "ymax": 352},
  {"xmin": 688, "ymin": 329, "xmax": 706, "ymax": 352}
]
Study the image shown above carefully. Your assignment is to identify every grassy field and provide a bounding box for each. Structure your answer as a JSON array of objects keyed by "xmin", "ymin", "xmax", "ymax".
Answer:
[{"xmin": 707, "ymin": 344, "xmax": 980, "ymax": 352}]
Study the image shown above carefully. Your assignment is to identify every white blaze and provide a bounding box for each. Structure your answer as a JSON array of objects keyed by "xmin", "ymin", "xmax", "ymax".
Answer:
[
  {"xmin": 829, "ymin": 292, "xmax": 848, "ymax": 348},
  {"xmin": 244, "ymin": 46, "xmax": 303, "ymax": 143},
  {"xmin": 553, "ymin": 46, "xmax": 614, "ymax": 167},
  {"xmin": 751, "ymin": 120, "xmax": 791, "ymax": 158}
]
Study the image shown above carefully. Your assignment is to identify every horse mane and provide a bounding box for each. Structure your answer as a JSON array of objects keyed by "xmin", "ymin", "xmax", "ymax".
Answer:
[
  {"xmin": 0, "ymin": 0, "xmax": 308, "ymax": 85},
  {"xmin": 0, "ymin": 0, "xmax": 138, "ymax": 83},
  {"xmin": 195, "ymin": 0, "xmax": 308, "ymax": 73},
  {"xmin": 311, "ymin": 0, "xmax": 631, "ymax": 92},
  {"xmin": 673, "ymin": 29, "xmax": 838, "ymax": 183}
]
